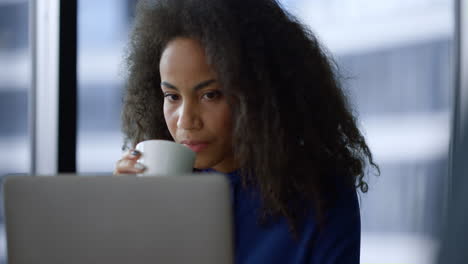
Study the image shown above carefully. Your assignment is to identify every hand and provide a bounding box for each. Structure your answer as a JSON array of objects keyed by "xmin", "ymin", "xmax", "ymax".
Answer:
[{"xmin": 113, "ymin": 149, "xmax": 146, "ymax": 175}]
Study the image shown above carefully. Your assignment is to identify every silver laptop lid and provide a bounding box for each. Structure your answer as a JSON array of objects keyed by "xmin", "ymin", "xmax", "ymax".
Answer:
[{"xmin": 3, "ymin": 174, "xmax": 233, "ymax": 264}]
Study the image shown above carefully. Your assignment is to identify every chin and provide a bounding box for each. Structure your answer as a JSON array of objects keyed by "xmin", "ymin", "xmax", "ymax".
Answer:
[
  {"xmin": 193, "ymin": 162, "xmax": 211, "ymax": 170},
  {"xmin": 193, "ymin": 155, "xmax": 217, "ymax": 170}
]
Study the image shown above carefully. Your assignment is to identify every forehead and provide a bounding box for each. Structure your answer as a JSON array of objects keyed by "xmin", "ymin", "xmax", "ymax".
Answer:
[{"xmin": 159, "ymin": 37, "xmax": 216, "ymax": 79}]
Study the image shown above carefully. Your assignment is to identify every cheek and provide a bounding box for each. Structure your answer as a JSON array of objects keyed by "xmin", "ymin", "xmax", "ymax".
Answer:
[
  {"xmin": 208, "ymin": 104, "xmax": 233, "ymax": 137},
  {"xmin": 163, "ymin": 104, "xmax": 177, "ymax": 136}
]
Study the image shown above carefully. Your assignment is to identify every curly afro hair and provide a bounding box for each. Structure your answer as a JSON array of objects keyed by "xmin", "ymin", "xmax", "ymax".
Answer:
[{"xmin": 122, "ymin": 0, "xmax": 380, "ymax": 235}]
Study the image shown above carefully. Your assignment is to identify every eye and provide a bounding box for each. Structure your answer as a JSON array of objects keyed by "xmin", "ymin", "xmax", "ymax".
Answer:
[
  {"xmin": 164, "ymin": 93, "xmax": 180, "ymax": 102},
  {"xmin": 202, "ymin": 91, "xmax": 221, "ymax": 101}
]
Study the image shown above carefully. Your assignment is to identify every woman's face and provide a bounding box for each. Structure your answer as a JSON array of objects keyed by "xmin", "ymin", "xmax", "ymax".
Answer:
[{"xmin": 159, "ymin": 37, "xmax": 237, "ymax": 173}]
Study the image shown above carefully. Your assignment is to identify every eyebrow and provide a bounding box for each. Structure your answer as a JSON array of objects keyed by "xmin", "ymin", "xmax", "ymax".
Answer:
[{"xmin": 161, "ymin": 79, "xmax": 217, "ymax": 91}]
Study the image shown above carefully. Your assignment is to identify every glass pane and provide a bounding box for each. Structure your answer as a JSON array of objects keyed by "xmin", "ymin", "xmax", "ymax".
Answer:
[
  {"xmin": 0, "ymin": 0, "xmax": 31, "ymax": 263},
  {"xmin": 281, "ymin": 0, "xmax": 453, "ymax": 263},
  {"xmin": 77, "ymin": 0, "xmax": 136, "ymax": 173}
]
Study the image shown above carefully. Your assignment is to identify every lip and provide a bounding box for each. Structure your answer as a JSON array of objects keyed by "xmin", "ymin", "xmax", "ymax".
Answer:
[{"xmin": 180, "ymin": 140, "xmax": 210, "ymax": 153}]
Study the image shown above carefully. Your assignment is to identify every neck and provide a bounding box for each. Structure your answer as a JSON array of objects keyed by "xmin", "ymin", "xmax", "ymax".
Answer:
[{"xmin": 211, "ymin": 157, "xmax": 239, "ymax": 174}]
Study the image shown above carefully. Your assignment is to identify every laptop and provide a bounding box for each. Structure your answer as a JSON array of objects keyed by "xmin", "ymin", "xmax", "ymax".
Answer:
[{"xmin": 3, "ymin": 173, "xmax": 233, "ymax": 264}]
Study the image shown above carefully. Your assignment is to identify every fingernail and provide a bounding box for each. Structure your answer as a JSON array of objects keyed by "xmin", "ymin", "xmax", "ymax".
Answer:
[
  {"xmin": 131, "ymin": 150, "xmax": 141, "ymax": 156},
  {"xmin": 134, "ymin": 162, "xmax": 146, "ymax": 170}
]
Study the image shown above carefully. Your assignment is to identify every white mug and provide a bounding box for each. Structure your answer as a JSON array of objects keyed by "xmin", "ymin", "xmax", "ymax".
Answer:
[{"xmin": 135, "ymin": 140, "xmax": 196, "ymax": 176}]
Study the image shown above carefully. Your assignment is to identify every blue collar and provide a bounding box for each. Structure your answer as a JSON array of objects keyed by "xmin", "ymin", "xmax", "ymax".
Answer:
[{"xmin": 198, "ymin": 168, "xmax": 241, "ymax": 185}]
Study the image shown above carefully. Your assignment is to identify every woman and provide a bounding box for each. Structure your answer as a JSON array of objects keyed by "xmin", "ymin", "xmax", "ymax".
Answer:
[{"xmin": 114, "ymin": 0, "xmax": 379, "ymax": 263}]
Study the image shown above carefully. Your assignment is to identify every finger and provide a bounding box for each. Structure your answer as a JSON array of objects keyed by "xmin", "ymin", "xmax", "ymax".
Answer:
[
  {"xmin": 122, "ymin": 149, "xmax": 142, "ymax": 161},
  {"xmin": 113, "ymin": 167, "xmax": 145, "ymax": 175},
  {"xmin": 114, "ymin": 159, "xmax": 146, "ymax": 175}
]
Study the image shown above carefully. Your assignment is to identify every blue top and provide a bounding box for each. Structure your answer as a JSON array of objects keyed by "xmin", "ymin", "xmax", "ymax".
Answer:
[{"xmin": 204, "ymin": 169, "xmax": 361, "ymax": 264}]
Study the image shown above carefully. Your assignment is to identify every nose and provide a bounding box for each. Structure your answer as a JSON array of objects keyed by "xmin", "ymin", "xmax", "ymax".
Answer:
[{"xmin": 177, "ymin": 101, "xmax": 201, "ymax": 130}]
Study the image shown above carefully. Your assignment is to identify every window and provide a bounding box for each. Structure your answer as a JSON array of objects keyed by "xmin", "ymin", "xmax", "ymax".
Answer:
[
  {"xmin": 77, "ymin": 0, "xmax": 453, "ymax": 262},
  {"xmin": 281, "ymin": 0, "xmax": 453, "ymax": 262},
  {"xmin": 0, "ymin": 0, "xmax": 30, "ymax": 262},
  {"xmin": 77, "ymin": 0, "xmax": 135, "ymax": 173}
]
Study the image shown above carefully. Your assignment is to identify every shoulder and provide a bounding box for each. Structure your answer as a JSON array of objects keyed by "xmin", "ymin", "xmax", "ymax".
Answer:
[
  {"xmin": 271, "ymin": 177, "xmax": 361, "ymax": 263},
  {"xmin": 305, "ymin": 185, "xmax": 361, "ymax": 263},
  {"xmin": 234, "ymin": 175, "xmax": 360, "ymax": 264}
]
